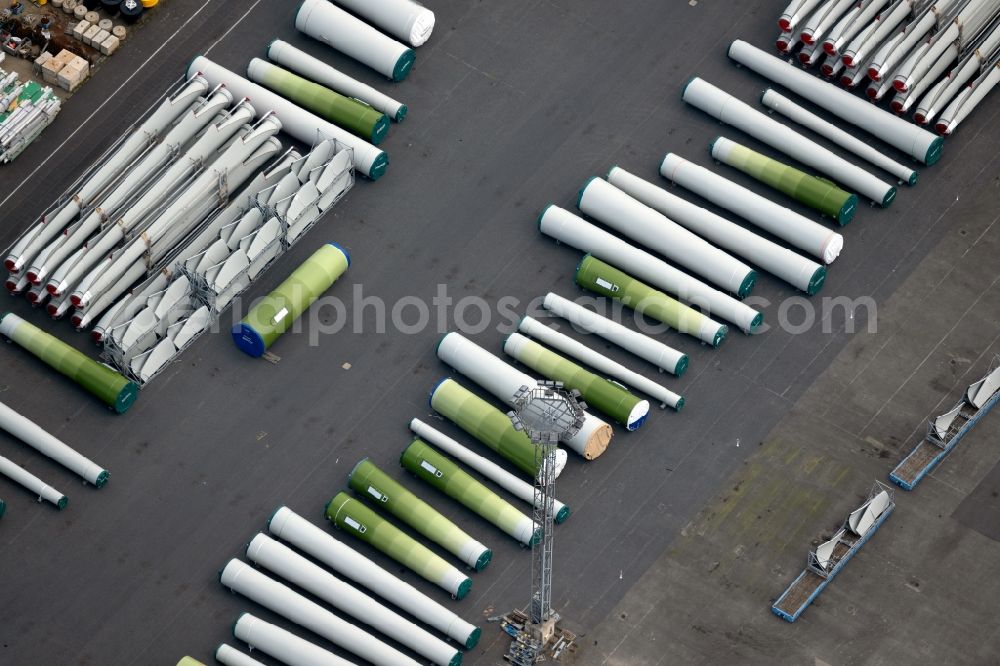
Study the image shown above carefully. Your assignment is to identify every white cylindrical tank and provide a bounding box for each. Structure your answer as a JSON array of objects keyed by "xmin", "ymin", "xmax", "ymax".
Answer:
[
  {"xmin": 186, "ymin": 56, "xmax": 387, "ymax": 180},
  {"xmin": 682, "ymin": 77, "xmax": 897, "ymax": 206},
  {"xmin": 539, "ymin": 205, "xmax": 761, "ymax": 334},
  {"xmin": 0, "ymin": 455, "xmax": 67, "ymax": 509},
  {"xmin": 576, "ymin": 177, "xmax": 756, "ymax": 297},
  {"xmin": 436, "ymin": 331, "xmax": 612, "ymax": 460},
  {"xmin": 215, "ymin": 644, "xmax": 266, "ymax": 666},
  {"xmin": 0, "ymin": 402, "xmax": 108, "ymax": 487},
  {"xmin": 660, "ymin": 153, "xmax": 844, "ymax": 265},
  {"xmin": 232, "ymin": 613, "xmax": 356, "ymax": 666},
  {"xmin": 267, "ymin": 40, "xmax": 408, "ymax": 122},
  {"xmin": 296, "ymin": 0, "xmax": 416, "ymax": 81},
  {"xmin": 541, "ymin": 293, "xmax": 688, "ymax": 375},
  {"xmin": 607, "ymin": 167, "xmax": 826, "ymax": 294},
  {"xmin": 330, "ymin": 0, "xmax": 435, "ymax": 47},
  {"xmin": 266, "ymin": 506, "xmax": 481, "ymax": 649},
  {"xmin": 518, "ymin": 316, "xmax": 683, "ymax": 410},
  {"xmin": 408, "ymin": 418, "xmax": 572, "ymax": 523},
  {"xmin": 760, "ymin": 89, "xmax": 918, "ymax": 186},
  {"xmin": 246, "ymin": 534, "xmax": 460, "ymax": 666},
  {"xmin": 728, "ymin": 39, "xmax": 944, "ymax": 164},
  {"xmin": 437, "ymin": 332, "xmax": 533, "ymax": 409},
  {"xmin": 220, "ymin": 559, "xmax": 416, "ymax": 666}
]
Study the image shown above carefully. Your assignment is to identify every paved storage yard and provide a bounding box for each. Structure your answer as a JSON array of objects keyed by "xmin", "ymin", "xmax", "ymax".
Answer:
[{"xmin": 0, "ymin": 1, "xmax": 997, "ymax": 664}]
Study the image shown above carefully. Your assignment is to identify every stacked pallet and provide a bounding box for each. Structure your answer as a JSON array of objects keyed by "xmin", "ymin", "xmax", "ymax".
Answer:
[
  {"xmin": 40, "ymin": 50, "xmax": 75, "ymax": 86},
  {"xmin": 57, "ymin": 54, "xmax": 90, "ymax": 92}
]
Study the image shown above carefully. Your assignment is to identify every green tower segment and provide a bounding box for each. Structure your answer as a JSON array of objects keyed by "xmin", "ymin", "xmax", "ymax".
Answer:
[
  {"xmin": 326, "ymin": 491, "xmax": 473, "ymax": 599},
  {"xmin": 233, "ymin": 243, "xmax": 350, "ymax": 357},
  {"xmin": 349, "ymin": 458, "xmax": 492, "ymax": 571},
  {"xmin": 711, "ymin": 136, "xmax": 857, "ymax": 226},
  {"xmin": 503, "ymin": 333, "xmax": 650, "ymax": 430},
  {"xmin": 247, "ymin": 59, "xmax": 391, "ymax": 145},
  {"xmin": 429, "ymin": 378, "xmax": 567, "ymax": 480},
  {"xmin": 0, "ymin": 312, "xmax": 138, "ymax": 413},
  {"xmin": 402, "ymin": 439, "xmax": 541, "ymax": 546},
  {"xmin": 573, "ymin": 255, "xmax": 728, "ymax": 348}
]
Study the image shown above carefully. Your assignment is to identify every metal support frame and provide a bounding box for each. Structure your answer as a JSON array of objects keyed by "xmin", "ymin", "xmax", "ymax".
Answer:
[
  {"xmin": 773, "ymin": 480, "xmax": 895, "ymax": 622},
  {"xmin": 507, "ymin": 382, "xmax": 584, "ymax": 665},
  {"xmin": 891, "ymin": 354, "xmax": 1000, "ymax": 490},
  {"xmin": 530, "ymin": 432, "xmax": 557, "ymax": 631},
  {"xmin": 2, "ymin": 76, "xmax": 191, "ymax": 256},
  {"xmin": 927, "ymin": 353, "xmax": 1000, "ymax": 447},
  {"xmin": 102, "ymin": 139, "xmax": 354, "ymax": 385}
]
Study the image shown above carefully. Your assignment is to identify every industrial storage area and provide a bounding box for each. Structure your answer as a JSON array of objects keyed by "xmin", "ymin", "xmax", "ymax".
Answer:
[{"xmin": 0, "ymin": 0, "xmax": 998, "ymax": 664}]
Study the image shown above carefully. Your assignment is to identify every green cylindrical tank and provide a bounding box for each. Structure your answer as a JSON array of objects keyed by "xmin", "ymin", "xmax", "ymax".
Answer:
[
  {"xmin": 0, "ymin": 312, "xmax": 139, "ymax": 414},
  {"xmin": 0, "ymin": 498, "xmax": 5, "ymax": 519},
  {"xmin": 247, "ymin": 58, "xmax": 391, "ymax": 145},
  {"xmin": 402, "ymin": 439, "xmax": 541, "ymax": 546},
  {"xmin": 503, "ymin": 333, "xmax": 650, "ymax": 430},
  {"xmin": 325, "ymin": 491, "xmax": 472, "ymax": 599},
  {"xmin": 429, "ymin": 379, "xmax": 542, "ymax": 478},
  {"xmin": 175, "ymin": 658, "xmax": 206, "ymax": 666},
  {"xmin": 711, "ymin": 136, "xmax": 857, "ymax": 226},
  {"xmin": 573, "ymin": 255, "xmax": 728, "ymax": 348},
  {"xmin": 349, "ymin": 458, "xmax": 492, "ymax": 571},
  {"xmin": 233, "ymin": 243, "xmax": 350, "ymax": 357}
]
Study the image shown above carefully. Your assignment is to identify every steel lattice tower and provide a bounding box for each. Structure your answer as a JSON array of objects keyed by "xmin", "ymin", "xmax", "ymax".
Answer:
[{"xmin": 508, "ymin": 382, "xmax": 585, "ymax": 663}]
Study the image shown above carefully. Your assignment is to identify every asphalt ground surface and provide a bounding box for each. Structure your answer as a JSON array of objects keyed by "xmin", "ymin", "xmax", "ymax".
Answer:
[
  {"xmin": 0, "ymin": 1, "xmax": 997, "ymax": 664},
  {"xmin": 584, "ymin": 154, "xmax": 1000, "ymax": 665}
]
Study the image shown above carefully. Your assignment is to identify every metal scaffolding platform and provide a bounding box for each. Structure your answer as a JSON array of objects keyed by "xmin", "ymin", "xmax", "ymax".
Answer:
[
  {"xmin": 505, "ymin": 382, "xmax": 584, "ymax": 665},
  {"xmin": 772, "ymin": 481, "xmax": 895, "ymax": 623},
  {"xmin": 890, "ymin": 356, "xmax": 1000, "ymax": 491},
  {"xmin": 102, "ymin": 137, "xmax": 354, "ymax": 385}
]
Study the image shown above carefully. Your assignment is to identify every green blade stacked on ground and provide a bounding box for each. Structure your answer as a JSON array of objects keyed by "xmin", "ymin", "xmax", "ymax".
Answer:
[
  {"xmin": 247, "ymin": 58, "xmax": 391, "ymax": 145},
  {"xmin": 573, "ymin": 255, "xmax": 728, "ymax": 348},
  {"xmin": 503, "ymin": 333, "xmax": 650, "ymax": 430},
  {"xmin": 233, "ymin": 243, "xmax": 350, "ymax": 357},
  {"xmin": 711, "ymin": 136, "xmax": 858, "ymax": 225},
  {"xmin": 349, "ymin": 458, "xmax": 492, "ymax": 571},
  {"xmin": 0, "ymin": 312, "xmax": 138, "ymax": 413},
  {"xmin": 429, "ymin": 378, "xmax": 568, "ymax": 480},
  {"xmin": 402, "ymin": 438, "xmax": 541, "ymax": 546},
  {"xmin": 325, "ymin": 491, "xmax": 472, "ymax": 599}
]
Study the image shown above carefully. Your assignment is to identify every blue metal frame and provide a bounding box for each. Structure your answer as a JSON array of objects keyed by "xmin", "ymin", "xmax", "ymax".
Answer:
[
  {"xmin": 890, "ymin": 387, "xmax": 1000, "ymax": 491},
  {"xmin": 771, "ymin": 501, "xmax": 894, "ymax": 623}
]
